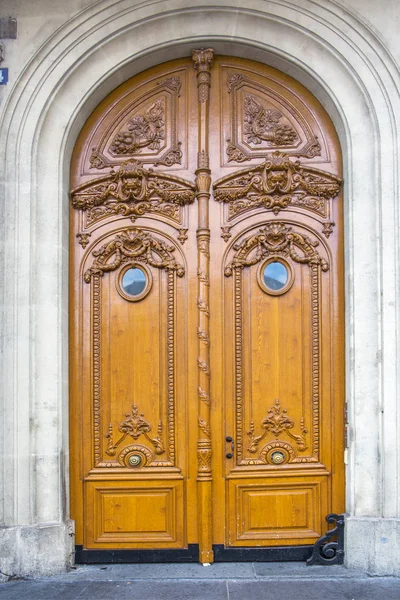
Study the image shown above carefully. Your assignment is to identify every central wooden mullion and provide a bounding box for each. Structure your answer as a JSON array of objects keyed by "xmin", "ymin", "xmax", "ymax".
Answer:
[{"xmin": 192, "ymin": 48, "xmax": 214, "ymax": 564}]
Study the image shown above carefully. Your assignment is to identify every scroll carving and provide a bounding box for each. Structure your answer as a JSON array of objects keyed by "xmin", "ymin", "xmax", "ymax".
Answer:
[
  {"xmin": 225, "ymin": 222, "xmax": 327, "ymax": 465},
  {"xmin": 214, "ymin": 152, "xmax": 341, "ymax": 227},
  {"xmin": 247, "ymin": 398, "xmax": 308, "ymax": 454},
  {"xmin": 244, "ymin": 95, "xmax": 298, "ymax": 146},
  {"xmin": 226, "ymin": 140, "xmax": 250, "ymax": 163},
  {"xmin": 154, "ymin": 143, "xmax": 183, "ymax": 167},
  {"xmin": 225, "ymin": 222, "xmax": 329, "ymax": 277},
  {"xmin": 71, "ymin": 160, "xmax": 195, "ymax": 227},
  {"xmin": 83, "ymin": 227, "xmax": 185, "ymax": 283},
  {"xmin": 105, "ymin": 404, "xmax": 165, "ymax": 456}
]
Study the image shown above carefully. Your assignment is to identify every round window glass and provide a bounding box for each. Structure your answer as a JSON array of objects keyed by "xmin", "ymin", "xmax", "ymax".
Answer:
[
  {"xmin": 121, "ymin": 267, "xmax": 147, "ymax": 297},
  {"xmin": 263, "ymin": 261, "xmax": 288, "ymax": 291}
]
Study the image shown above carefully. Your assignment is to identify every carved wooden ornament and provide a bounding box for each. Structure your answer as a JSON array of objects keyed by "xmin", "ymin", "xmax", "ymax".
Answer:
[
  {"xmin": 214, "ymin": 151, "xmax": 341, "ymax": 235},
  {"xmin": 71, "ymin": 160, "xmax": 195, "ymax": 229}
]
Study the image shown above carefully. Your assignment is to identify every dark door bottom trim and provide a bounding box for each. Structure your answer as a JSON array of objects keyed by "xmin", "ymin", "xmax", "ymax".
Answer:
[
  {"xmin": 213, "ymin": 544, "xmax": 313, "ymax": 562},
  {"xmin": 74, "ymin": 544, "xmax": 313, "ymax": 564},
  {"xmin": 74, "ymin": 545, "xmax": 199, "ymax": 564}
]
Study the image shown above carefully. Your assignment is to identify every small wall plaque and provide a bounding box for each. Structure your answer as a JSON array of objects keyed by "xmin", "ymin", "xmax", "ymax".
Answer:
[{"xmin": 0, "ymin": 68, "xmax": 8, "ymax": 85}]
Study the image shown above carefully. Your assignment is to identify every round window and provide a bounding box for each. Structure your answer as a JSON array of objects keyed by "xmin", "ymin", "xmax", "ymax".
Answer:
[
  {"xmin": 263, "ymin": 261, "xmax": 288, "ymax": 291},
  {"xmin": 257, "ymin": 258, "xmax": 294, "ymax": 295},
  {"xmin": 117, "ymin": 265, "xmax": 152, "ymax": 301}
]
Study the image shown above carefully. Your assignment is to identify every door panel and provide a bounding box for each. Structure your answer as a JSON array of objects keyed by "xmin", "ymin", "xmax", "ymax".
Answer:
[
  {"xmin": 86, "ymin": 479, "xmax": 185, "ymax": 548},
  {"xmin": 227, "ymin": 476, "xmax": 327, "ymax": 545},
  {"xmin": 70, "ymin": 53, "xmax": 344, "ymax": 561}
]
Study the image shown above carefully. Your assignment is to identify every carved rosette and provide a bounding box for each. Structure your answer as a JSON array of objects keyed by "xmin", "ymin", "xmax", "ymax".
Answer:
[
  {"xmin": 214, "ymin": 152, "xmax": 341, "ymax": 238},
  {"xmin": 86, "ymin": 227, "xmax": 183, "ymax": 468},
  {"xmin": 225, "ymin": 222, "xmax": 327, "ymax": 465},
  {"xmin": 71, "ymin": 160, "xmax": 195, "ymax": 230}
]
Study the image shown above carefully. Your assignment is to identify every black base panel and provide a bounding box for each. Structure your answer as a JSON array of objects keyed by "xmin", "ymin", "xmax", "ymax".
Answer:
[
  {"xmin": 213, "ymin": 544, "xmax": 313, "ymax": 562},
  {"xmin": 74, "ymin": 545, "xmax": 199, "ymax": 564},
  {"xmin": 75, "ymin": 544, "xmax": 313, "ymax": 564}
]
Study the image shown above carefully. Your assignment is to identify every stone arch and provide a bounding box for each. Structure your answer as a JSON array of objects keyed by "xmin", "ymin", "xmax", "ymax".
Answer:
[{"xmin": 1, "ymin": 0, "xmax": 399, "ymax": 576}]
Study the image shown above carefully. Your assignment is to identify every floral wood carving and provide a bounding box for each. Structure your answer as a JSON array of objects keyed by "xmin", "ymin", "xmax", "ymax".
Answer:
[
  {"xmin": 225, "ymin": 71, "xmax": 323, "ymax": 161},
  {"xmin": 224, "ymin": 222, "xmax": 329, "ymax": 277},
  {"xmin": 89, "ymin": 76, "xmax": 183, "ymax": 169},
  {"xmin": 105, "ymin": 404, "xmax": 165, "ymax": 456},
  {"xmin": 214, "ymin": 151, "xmax": 341, "ymax": 223},
  {"xmin": 83, "ymin": 227, "xmax": 185, "ymax": 283},
  {"xmin": 110, "ymin": 99, "xmax": 165, "ymax": 154},
  {"xmin": 71, "ymin": 160, "xmax": 195, "ymax": 227},
  {"xmin": 244, "ymin": 95, "xmax": 298, "ymax": 146},
  {"xmin": 247, "ymin": 398, "xmax": 308, "ymax": 453}
]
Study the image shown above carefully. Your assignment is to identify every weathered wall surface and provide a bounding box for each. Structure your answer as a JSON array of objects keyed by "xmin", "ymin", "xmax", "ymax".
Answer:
[{"xmin": 0, "ymin": 0, "xmax": 399, "ymax": 576}]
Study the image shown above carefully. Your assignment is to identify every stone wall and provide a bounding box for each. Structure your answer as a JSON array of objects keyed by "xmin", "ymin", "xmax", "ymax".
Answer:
[{"xmin": 0, "ymin": 0, "xmax": 399, "ymax": 576}]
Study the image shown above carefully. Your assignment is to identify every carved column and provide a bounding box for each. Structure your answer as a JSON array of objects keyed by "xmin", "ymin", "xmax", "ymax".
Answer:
[{"xmin": 192, "ymin": 47, "xmax": 214, "ymax": 564}]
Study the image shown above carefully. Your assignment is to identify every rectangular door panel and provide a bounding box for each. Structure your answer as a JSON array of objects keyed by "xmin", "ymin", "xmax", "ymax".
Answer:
[
  {"xmin": 85, "ymin": 479, "xmax": 185, "ymax": 548},
  {"xmin": 227, "ymin": 475, "xmax": 328, "ymax": 546}
]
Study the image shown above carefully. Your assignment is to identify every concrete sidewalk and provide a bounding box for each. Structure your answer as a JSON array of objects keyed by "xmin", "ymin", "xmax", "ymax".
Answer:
[{"xmin": 1, "ymin": 562, "xmax": 400, "ymax": 599}]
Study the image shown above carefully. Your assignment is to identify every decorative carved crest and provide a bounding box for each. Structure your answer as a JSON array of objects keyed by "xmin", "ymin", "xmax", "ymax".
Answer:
[
  {"xmin": 84, "ymin": 227, "xmax": 185, "ymax": 282},
  {"xmin": 214, "ymin": 151, "xmax": 341, "ymax": 227},
  {"xmin": 244, "ymin": 95, "xmax": 298, "ymax": 146},
  {"xmin": 71, "ymin": 160, "xmax": 195, "ymax": 227},
  {"xmin": 224, "ymin": 222, "xmax": 329, "ymax": 276},
  {"xmin": 110, "ymin": 99, "xmax": 165, "ymax": 155},
  {"xmin": 247, "ymin": 398, "xmax": 308, "ymax": 454},
  {"xmin": 105, "ymin": 404, "xmax": 164, "ymax": 456}
]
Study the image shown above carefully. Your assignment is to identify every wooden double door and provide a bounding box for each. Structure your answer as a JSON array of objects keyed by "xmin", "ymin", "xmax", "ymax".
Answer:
[{"xmin": 70, "ymin": 52, "xmax": 344, "ymax": 563}]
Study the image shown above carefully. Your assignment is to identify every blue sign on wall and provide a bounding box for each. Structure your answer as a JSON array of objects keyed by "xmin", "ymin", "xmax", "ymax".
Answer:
[{"xmin": 0, "ymin": 68, "xmax": 9, "ymax": 85}]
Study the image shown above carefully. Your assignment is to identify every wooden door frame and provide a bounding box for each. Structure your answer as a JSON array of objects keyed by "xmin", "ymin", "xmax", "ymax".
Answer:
[{"xmin": 69, "ymin": 51, "xmax": 345, "ymax": 564}]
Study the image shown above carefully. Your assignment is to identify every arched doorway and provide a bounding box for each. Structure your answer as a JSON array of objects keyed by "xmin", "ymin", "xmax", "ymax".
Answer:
[{"xmin": 69, "ymin": 51, "xmax": 344, "ymax": 563}]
